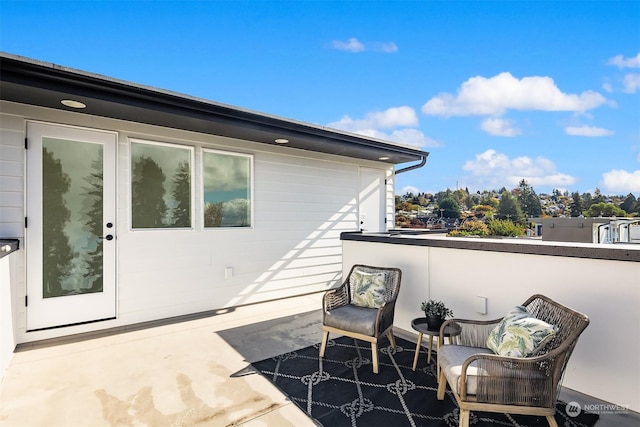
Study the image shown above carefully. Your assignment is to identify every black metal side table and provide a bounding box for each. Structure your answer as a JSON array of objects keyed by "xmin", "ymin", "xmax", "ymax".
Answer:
[{"xmin": 411, "ymin": 317, "xmax": 462, "ymax": 371}]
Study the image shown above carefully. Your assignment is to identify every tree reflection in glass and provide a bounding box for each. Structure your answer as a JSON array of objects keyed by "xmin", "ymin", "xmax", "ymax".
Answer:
[
  {"xmin": 203, "ymin": 150, "xmax": 251, "ymax": 228},
  {"xmin": 42, "ymin": 138, "xmax": 103, "ymax": 298},
  {"xmin": 131, "ymin": 141, "xmax": 192, "ymax": 228}
]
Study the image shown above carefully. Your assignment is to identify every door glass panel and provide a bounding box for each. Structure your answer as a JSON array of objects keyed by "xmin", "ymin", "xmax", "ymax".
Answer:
[{"xmin": 42, "ymin": 138, "xmax": 103, "ymax": 298}]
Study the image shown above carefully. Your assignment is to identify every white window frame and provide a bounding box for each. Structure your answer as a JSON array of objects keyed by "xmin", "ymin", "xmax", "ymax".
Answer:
[
  {"xmin": 202, "ymin": 148, "xmax": 254, "ymax": 230},
  {"xmin": 129, "ymin": 138, "xmax": 195, "ymax": 230}
]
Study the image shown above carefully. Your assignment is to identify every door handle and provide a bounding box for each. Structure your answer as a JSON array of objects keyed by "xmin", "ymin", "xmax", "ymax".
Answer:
[{"xmin": 99, "ymin": 235, "xmax": 114, "ymax": 241}]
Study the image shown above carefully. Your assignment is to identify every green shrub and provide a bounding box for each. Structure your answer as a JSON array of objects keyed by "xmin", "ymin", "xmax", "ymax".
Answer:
[
  {"xmin": 447, "ymin": 220, "xmax": 489, "ymax": 236},
  {"xmin": 487, "ymin": 219, "xmax": 525, "ymax": 236}
]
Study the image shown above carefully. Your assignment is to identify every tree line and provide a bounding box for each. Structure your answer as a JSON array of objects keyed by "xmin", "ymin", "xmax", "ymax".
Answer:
[{"xmin": 396, "ymin": 179, "xmax": 640, "ymax": 229}]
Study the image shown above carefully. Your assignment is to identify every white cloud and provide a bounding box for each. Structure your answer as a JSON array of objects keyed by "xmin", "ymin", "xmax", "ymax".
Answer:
[
  {"xmin": 461, "ymin": 149, "xmax": 576, "ymax": 189},
  {"xmin": 332, "ymin": 37, "xmax": 365, "ymax": 53},
  {"xmin": 377, "ymin": 42, "xmax": 398, "ymax": 53},
  {"xmin": 607, "ymin": 53, "xmax": 640, "ymax": 69},
  {"xmin": 622, "ymin": 73, "xmax": 640, "ymax": 94},
  {"xmin": 359, "ymin": 128, "xmax": 440, "ymax": 148},
  {"xmin": 601, "ymin": 169, "xmax": 640, "ymax": 193},
  {"xmin": 480, "ymin": 118, "xmax": 522, "ymax": 136},
  {"xmin": 421, "ymin": 72, "xmax": 607, "ymax": 117},
  {"xmin": 328, "ymin": 106, "xmax": 418, "ymax": 130},
  {"xmin": 399, "ymin": 185, "xmax": 420, "ymax": 195},
  {"xmin": 565, "ymin": 125, "xmax": 615, "ymax": 137},
  {"xmin": 331, "ymin": 37, "xmax": 397, "ymax": 53},
  {"xmin": 327, "ymin": 106, "xmax": 439, "ymax": 148}
]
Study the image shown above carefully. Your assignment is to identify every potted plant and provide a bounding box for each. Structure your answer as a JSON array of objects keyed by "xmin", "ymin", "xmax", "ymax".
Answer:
[{"xmin": 420, "ymin": 299, "xmax": 453, "ymax": 330}]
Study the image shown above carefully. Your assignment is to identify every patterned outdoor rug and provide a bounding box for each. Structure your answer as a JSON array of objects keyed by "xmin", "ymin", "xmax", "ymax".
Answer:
[{"xmin": 252, "ymin": 336, "xmax": 599, "ymax": 427}]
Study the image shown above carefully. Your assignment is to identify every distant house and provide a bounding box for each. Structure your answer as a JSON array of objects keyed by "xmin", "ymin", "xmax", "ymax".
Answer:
[{"xmin": 0, "ymin": 53, "xmax": 428, "ymax": 344}]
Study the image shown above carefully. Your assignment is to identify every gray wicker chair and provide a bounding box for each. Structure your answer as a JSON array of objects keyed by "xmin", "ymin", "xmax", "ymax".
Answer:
[
  {"xmin": 319, "ymin": 264, "xmax": 402, "ymax": 373},
  {"xmin": 436, "ymin": 294, "xmax": 589, "ymax": 427}
]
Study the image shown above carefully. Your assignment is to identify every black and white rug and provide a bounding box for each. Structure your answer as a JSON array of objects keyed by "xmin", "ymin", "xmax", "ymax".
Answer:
[{"xmin": 252, "ymin": 336, "xmax": 599, "ymax": 427}]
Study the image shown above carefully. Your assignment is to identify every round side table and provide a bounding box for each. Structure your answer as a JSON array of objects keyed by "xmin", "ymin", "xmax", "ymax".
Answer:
[{"xmin": 411, "ymin": 317, "xmax": 461, "ymax": 371}]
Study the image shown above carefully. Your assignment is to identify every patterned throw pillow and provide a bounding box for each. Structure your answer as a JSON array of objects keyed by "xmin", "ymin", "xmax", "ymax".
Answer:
[
  {"xmin": 486, "ymin": 306, "xmax": 557, "ymax": 357},
  {"xmin": 350, "ymin": 270, "xmax": 388, "ymax": 308}
]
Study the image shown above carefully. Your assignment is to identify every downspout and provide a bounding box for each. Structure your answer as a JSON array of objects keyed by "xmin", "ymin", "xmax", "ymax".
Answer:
[
  {"xmin": 395, "ymin": 154, "xmax": 428, "ymax": 175},
  {"xmin": 388, "ymin": 154, "xmax": 428, "ymax": 232}
]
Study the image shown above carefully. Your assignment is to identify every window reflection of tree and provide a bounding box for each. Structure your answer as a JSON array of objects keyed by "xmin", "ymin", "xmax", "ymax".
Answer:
[
  {"xmin": 203, "ymin": 151, "xmax": 251, "ymax": 228},
  {"xmin": 81, "ymin": 150, "xmax": 104, "ymax": 293},
  {"xmin": 42, "ymin": 147, "xmax": 75, "ymax": 298},
  {"xmin": 132, "ymin": 156, "xmax": 168, "ymax": 228},
  {"xmin": 204, "ymin": 202, "xmax": 224, "ymax": 227},
  {"xmin": 171, "ymin": 161, "xmax": 191, "ymax": 227}
]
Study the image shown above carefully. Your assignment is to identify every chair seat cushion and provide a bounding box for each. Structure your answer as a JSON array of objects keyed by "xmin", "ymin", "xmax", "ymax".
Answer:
[
  {"xmin": 324, "ymin": 304, "xmax": 378, "ymax": 336},
  {"xmin": 438, "ymin": 345, "xmax": 494, "ymax": 395}
]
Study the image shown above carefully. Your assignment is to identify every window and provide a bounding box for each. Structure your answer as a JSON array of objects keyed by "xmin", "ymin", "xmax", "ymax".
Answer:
[
  {"xmin": 130, "ymin": 140, "xmax": 193, "ymax": 229},
  {"xmin": 203, "ymin": 149, "xmax": 252, "ymax": 228}
]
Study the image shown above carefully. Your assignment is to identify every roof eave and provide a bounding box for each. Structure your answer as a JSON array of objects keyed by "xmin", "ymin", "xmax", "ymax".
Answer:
[{"xmin": 0, "ymin": 53, "xmax": 429, "ymax": 165}]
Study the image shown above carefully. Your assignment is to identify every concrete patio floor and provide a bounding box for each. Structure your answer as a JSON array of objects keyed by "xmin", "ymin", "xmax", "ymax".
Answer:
[
  {"xmin": 1, "ymin": 292, "xmax": 637, "ymax": 426},
  {"xmin": 0, "ymin": 293, "xmax": 324, "ymax": 427}
]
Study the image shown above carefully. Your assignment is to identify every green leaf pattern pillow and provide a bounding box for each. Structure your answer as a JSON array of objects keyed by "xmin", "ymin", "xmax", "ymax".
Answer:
[
  {"xmin": 350, "ymin": 270, "xmax": 388, "ymax": 308},
  {"xmin": 487, "ymin": 306, "xmax": 557, "ymax": 357}
]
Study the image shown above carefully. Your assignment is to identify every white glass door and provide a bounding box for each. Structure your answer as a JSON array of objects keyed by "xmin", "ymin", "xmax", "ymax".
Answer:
[{"xmin": 26, "ymin": 122, "xmax": 117, "ymax": 330}]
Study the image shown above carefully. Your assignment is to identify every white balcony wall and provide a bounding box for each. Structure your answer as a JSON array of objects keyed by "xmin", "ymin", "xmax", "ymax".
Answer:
[
  {"xmin": 0, "ymin": 250, "xmax": 18, "ymax": 382},
  {"xmin": 342, "ymin": 237, "xmax": 640, "ymax": 412}
]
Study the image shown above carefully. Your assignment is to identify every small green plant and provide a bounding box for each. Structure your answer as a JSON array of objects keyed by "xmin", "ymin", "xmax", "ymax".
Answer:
[
  {"xmin": 447, "ymin": 220, "xmax": 489, "ymax": 237},
  {"xmin": 487, "ymin": 219, "xmax": 525, "ymax": 237},
  {"xmin": 420, "ymin": 300, "xmax": 453, "ymax": 318}
]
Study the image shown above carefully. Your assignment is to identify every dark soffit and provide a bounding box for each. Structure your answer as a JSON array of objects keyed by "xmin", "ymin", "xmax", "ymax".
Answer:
[{"xmin": 0, "ymin": 53, "xmax": 428, "ymax": 165}]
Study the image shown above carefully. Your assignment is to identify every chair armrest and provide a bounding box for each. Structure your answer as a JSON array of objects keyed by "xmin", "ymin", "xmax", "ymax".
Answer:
[
  {"xmin": 375, "ymin": 300, "xmax": 397, "ymax": 335},
  {"xmin": 323, "ymin": 281, "xmax": 349, "ymax": 311},
  {"xmin": 440, "ymin": 318, "xmax": 502, "ymax": 348},
  {"xmin": 458, "ymin": 352, "xmax": 557, "ymax": 407}
]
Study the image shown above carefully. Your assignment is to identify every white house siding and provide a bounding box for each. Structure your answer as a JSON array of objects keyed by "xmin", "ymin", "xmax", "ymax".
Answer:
[
  {"xmin": 0, "ymin": 112, "xmax": 27, "ymax": 340},
  {"xmin": 0, "ymin": 100, "xmax": 393, "ymax": 343}
]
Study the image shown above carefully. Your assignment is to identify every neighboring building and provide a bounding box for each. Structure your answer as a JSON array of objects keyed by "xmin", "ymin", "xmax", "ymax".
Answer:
[
  {"xmin": 531, "ymin": 217, "xmax": 640, "ymax": 244},
  {"xmin": 0, "ymin": 53, "xmax": 428, "ymax": 345}
]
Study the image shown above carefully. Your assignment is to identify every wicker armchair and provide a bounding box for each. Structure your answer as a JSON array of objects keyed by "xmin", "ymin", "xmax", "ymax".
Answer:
[
  {"xmin": 319, "ymin": 264, "xmax": 402, "ymax": 373},
  {"xmin": 436, "ymin": 294, "xmax": 589, "ymax": 427}
]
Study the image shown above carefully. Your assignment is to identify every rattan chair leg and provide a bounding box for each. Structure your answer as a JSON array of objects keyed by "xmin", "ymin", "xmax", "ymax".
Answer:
[
  {"xmin": 459, "ymin": 409, "xmax": 470, "ymax": 427},
  {"xmin": 387, "ymin": 331, "xmax": 396, "ymax": 348},
  {"xmin": 436, "ymin": 367, "xmax": 447, "ymax": 399},
  {"xmin": 319, "ymin": 330, "xmax": 329, "ymax": 357},
  {"xmin": 546, "ymin": 415, "xmax": 558, "ymax": 427},
  {"xmin": 371, "ymin": 342, "xmax": 379, "ymax": 373},
  {"xmin": 412, "ymin": 332, "xmax": 423, "ymax": 371}
]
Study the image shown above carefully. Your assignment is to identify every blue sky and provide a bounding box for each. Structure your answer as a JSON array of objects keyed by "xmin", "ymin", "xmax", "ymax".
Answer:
[{"xmin": 1, "ymin": 0, "xmax": 638, "ymax": 196}]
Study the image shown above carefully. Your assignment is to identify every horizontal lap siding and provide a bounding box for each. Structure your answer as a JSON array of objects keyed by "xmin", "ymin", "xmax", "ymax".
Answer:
[
  {"xmin": 0, "ymin": 116, "xmax": 24, "ymax": 239},
  {"xmin": 0, "ymin": 112, "xmax": 27, "ymax": 335},
  {"xmin": 120, "ymin": 152, "xmax": 358, "ymax": 317},
  {"xmin": 1, "ymin": 102, "xmax": 389, "ymax": 340},
  {"xmin": 117, "ymin": 132, "xmax": 362, "ymax": 323}
]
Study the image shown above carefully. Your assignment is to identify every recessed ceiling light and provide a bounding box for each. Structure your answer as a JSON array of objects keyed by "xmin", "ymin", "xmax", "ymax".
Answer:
[
  {"xmin": 274, "ymin": 138, "xmax": 289, "ymax": 144},
  {"xmin": 379, "ymin": 156, "xmax": 390, "ymax": 161},
  {"xmin": 61, "ymin": 99, "xmax": 87, "ymax": 109}
]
